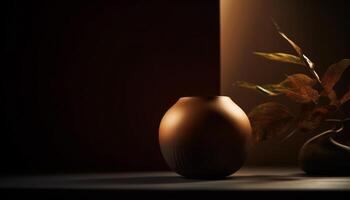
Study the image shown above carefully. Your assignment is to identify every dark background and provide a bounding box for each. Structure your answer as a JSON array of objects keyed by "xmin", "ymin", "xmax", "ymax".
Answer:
[
  {"xmin": 2, "ymin": 0, "xmax": 350, "ymax": 174},
  {"xmin": 2, "ymin": 0, "xmax": 220, "ymax": 174}
]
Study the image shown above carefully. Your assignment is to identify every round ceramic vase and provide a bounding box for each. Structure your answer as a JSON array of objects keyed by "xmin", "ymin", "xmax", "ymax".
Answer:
[{"xmin": 159, "ymin": 96, "xmax": 252, "ymax": 179}]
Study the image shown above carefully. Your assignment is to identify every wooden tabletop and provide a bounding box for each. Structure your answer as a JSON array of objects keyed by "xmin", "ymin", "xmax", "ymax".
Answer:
[{"xmin": 1, "ymin": 167, "xmax": 349, "ymax": 191}]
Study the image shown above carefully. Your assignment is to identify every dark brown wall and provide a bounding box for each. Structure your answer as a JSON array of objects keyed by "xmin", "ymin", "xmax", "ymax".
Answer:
[
  {"xmin": 221, "ymin": 0, "xmax": 350, "ymax": 166},
  {"xmin": 2, "ymin": 0, "xmax": 220, "ymax": 173}
]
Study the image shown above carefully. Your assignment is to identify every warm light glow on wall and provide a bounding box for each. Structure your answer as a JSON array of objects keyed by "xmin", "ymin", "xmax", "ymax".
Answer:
[
  {"xmin": 220, "ymin": 0, "xmax": 340, "ymax": 166},
  {"xmin": 220, "ymin": 0, "xmax": 261, "ymax": 95}
]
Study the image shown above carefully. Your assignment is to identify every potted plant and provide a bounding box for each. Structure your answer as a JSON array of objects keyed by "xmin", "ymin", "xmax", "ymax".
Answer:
[{"xmin": 235, "ymin": 21, "xmax": 350, "ymax": 175}]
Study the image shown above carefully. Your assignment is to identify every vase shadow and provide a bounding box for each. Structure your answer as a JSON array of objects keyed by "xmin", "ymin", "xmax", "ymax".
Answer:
[{"xmin": 64, "ymin": 175, "xmax": 203, "ymax": 185}]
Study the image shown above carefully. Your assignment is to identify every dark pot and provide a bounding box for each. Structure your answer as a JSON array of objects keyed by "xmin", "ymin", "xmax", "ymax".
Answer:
[
  {"xmin": 159, "ymin": 96, "xmax": 252, "ymax": 179},
  {"xmin": 298, "ymin": 119, "xmax": 350, "ymax": 175}
]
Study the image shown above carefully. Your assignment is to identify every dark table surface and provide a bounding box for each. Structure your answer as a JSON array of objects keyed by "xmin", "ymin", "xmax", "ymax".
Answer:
[{"xmin": 1, "ymin": 167, "xmax": 350, "ymax": 191}]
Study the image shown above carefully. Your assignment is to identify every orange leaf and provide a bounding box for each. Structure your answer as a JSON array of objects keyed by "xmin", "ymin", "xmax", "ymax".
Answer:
[
  {"xmin": 340, "ymin": 87, "xmax": 350, "ymax": 105},
  {"xmin": 320, "ymin": 89, "xmax": 340, "ymax": 107},
  {"xmin": 249, "ymin": 102, "xmax": 295, "ymax": 143},
  {"xmin": 297, "ymin": 104, "xmax": 332, "ymax": 132},
  {"xmin": 322, "ymin": 59, "xmax": 350, "ymax": 93},
  {"xmin": 236, "ymin": 74, "xmax": 319, "ymax": 103},
  {"xmin": 277, "ymin": 74, "xmax": 319, "ymax": 103}
]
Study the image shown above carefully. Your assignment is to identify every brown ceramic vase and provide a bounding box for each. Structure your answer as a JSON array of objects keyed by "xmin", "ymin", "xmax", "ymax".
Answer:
[
  {"xmin": 159, "ymin": 96, "xmax": 252, "ymax": 179},
  {"xmin": 298, "ymin": 119, "xmax": 350, "ymax": 175}
]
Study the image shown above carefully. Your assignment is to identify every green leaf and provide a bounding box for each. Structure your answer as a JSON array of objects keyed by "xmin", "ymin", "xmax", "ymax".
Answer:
[
  {"xmin": 322, "ymin": 59, "xmax": 350, "ymax": 93},
  {"xmin": 254, "ymin": 52, "xmax": 305, "ymax": 66},
  {"xmin": 249, "ymin": 102, "xmax": 295, "ymax": 143}
]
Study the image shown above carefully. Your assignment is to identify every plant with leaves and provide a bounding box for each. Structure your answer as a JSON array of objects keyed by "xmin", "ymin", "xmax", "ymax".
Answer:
[{"xmin": 235, "ymin": 22, "xmax": 350, "ymax": 144}]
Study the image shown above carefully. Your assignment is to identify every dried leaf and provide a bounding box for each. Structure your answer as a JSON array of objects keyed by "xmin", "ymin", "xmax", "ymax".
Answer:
[
  {"xmin": 256, "ymin": 86, "xmax": 279, "ymax": 96},
  {"xmin": 273, "ymin": 20, "xmax": 303, "ymax": 56},
  {"xmin": 322, "ymin": 59, "xmax": 350, "ymax": 93},
  {"xmin": 234, "ymin": 81, "xmax": 258, "ymax": 90},
  {"xmin": 320, "ymin": 90, "xmax": 340, "ymax": 107},
  {"xmin": 254, "ymin": 52, "xmax": 305, "ymax": 66},
  {"xmin": 302, "ymin": 54, "xmax": 321, "ymax": 84},
  {"xmin": 249, "ymin": 102, "xmax": 295, "ymax": 143},
  {"xmin": 329, "ymin": 90, "xmax": 340, "ymax": 106},
  {"xmin": 234, "ymin": 81, "xmax": 280, "ymax": 96},
  {"xmin": 277, "ymin": 74, "xmax": 319, "ymax": 103},
  {"xmin": 340, "ymin": 87, "xmax": 350, "ymax": 105},
  {"xmin": 235, "ymin": 74, "xmax": 319, "ymax": 103},
  {"xmin": 297, "ymin": 104, "xmax": 332, "ymax": 132},
  {"xmin": 280, "ymin": 73, "xmax": 316, "ymax": 86},
  {"xmin": 278, "ymin": 87, "xmax": 319, "ymax": 104},
  {"xmin": 273, "ymin": 21, "xmax": 322, "ymax": 84}
]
